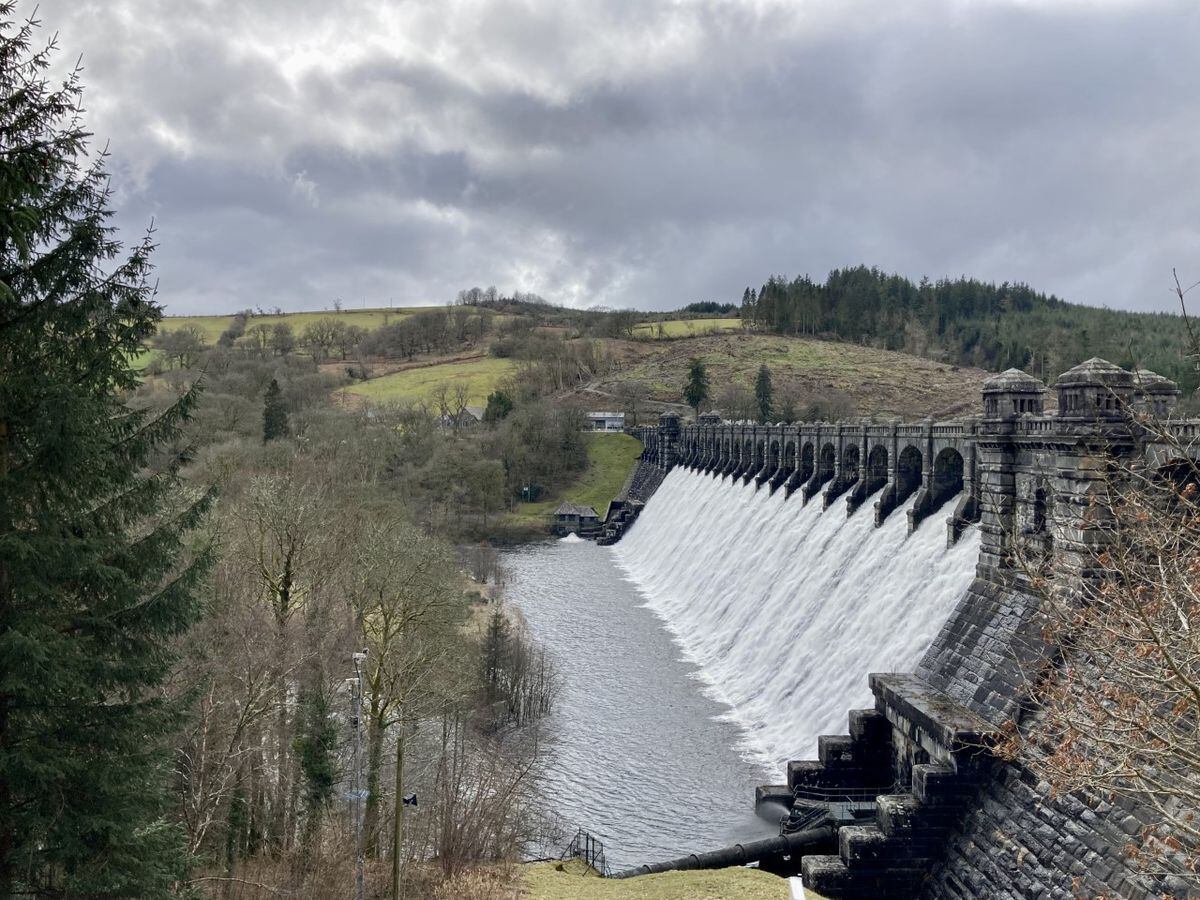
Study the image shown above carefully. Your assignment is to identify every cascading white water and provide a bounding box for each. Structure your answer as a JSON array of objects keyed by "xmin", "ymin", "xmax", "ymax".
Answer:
[{"xmin": 613, "ymin": 467, "xmax": 980, "ymax": 770}]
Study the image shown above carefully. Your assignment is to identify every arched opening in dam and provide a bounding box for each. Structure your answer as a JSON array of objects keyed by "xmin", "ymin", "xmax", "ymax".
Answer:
[
  {"xmin": 842, "ymin": 443, "xmax": 860, "ymax": 481},
  {"xmin": 931, "ymin": 446, "xmax": 965, "ymax": 510},
  {"xmin": 866, "ymin": 444, "xmax": 888, "ymax": 493},
  {"xmin": 896, "ymin": 444, "xmax": 923, "ymax": 502},
  {"xmin": 799, "ymin": 441, "xmax": 815, "ymax": 482},
  {"xmin": 505, "ymin": 464, "xmax": 980, "ymax": 870},
  {"xmin": 818, "ymin": 442, "xmax": 836, "ymax": 479}
]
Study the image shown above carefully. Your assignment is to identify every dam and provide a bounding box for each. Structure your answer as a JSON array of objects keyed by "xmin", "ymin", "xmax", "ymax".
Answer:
[{"xmin": 592, "ymin": 359, "xmax": 1190, "ymax": 898}]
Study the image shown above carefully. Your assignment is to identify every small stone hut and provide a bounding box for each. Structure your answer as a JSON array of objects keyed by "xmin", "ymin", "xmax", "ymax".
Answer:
[{"xmin": 551, "ymin": 502, "xmax": 600, "ymax": 536}]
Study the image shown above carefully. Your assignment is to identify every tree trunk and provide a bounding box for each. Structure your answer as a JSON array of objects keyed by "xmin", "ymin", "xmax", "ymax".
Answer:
[
  {"xmin": 391, "ymin": 716, "xmax": 407, "ymax": 900},
  {"xmin": 272, "ymin": 644, "xmax": 290, "ymax": 854},
  {"xmin": 364, "ymin": 706, "xmax": 384, "ymax": 856},
  {"xmin": 0, "ymin": 419, "xmax": 11, "ymax": 897}
]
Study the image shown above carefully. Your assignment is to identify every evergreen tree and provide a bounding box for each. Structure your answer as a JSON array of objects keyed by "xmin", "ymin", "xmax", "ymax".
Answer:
[
  {"xmin": 754, "ymin": 364, "xmax": 774, "ymax": 423},
  {"xmin": 262, "ymin": 377, "xmax": 289, "ymax": 441},
  {"xmin": 481, "ymin": 608, "xmax": 511, "ymax": 706},
  {"xmin": 0, "ymin": 10, "xmax": 212, "ymax": 896},
  {"xmin": 294, "ymin": 685, "xmax": 338, "ymax": 846},
  {"xmin": 683, "ymin": 357, "xmax": 709, "ymax": 416},
  {"xmin": 483, "ymin": 389, "xmax": 514, "ymax": 423}
]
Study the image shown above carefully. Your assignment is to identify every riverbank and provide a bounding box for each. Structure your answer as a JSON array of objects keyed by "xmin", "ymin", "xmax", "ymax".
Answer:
[
  {"xmin": 523, "ymin": 860, "xmax": 795, "ymax": 898},
  {"xmin": 504, "ymin": 432, "xmax": 643, "ymax": 530}
]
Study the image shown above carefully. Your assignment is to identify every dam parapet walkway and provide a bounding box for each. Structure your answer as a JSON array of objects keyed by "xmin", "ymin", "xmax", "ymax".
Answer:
[{"xmin": 617, "ymin": 359, "xmax": 1199, "ymax": 898}]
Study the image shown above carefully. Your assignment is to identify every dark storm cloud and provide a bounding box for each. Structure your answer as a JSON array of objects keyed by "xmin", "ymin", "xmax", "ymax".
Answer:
[{"xmin": 35, "ymin": 0, "xmax": 1200, "ymax": 313}]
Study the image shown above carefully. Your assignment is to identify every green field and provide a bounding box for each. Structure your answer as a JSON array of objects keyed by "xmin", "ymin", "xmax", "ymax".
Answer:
[
  {"xmin": 156, "ymin": 306, "xmax": 447, "ymax": 344},
  {"xmin": 127, "ymin": 348, "xmax": 159, "ymax": 370},
  {"xmin": 508, "ymin": 432, "xmax": 642, "ymax": 525},
  {"xmin": 340, "ymin": 357, "xmax": 518, "ymax": 408},
  {"xmin": 632, "ymin": 318, "xmax": 743, "ymax": 339},
  {"xmin": 521, "ymin": 859, "xmax": 794, "ymax": 899}
]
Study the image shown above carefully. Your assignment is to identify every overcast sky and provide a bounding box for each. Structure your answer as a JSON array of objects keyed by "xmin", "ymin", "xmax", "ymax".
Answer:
[{"xmin": 35, "ymin": 0, "xmax": 1200, "ymax": 315}]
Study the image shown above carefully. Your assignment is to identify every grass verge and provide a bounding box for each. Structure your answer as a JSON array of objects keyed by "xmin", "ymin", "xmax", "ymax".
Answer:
[
  {"xmin": 521, "ymin": 860, "xmax": 793, "ymax": 899},
  {"xmin": 506, "ymin": 432, "xmax": 642, "ymax": 526}
]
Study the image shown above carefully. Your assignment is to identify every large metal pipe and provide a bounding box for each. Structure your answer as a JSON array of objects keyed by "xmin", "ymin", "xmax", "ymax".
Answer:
[{"xmin": 609, "ymin": 822, "xmax": 835, "ymax": 879}]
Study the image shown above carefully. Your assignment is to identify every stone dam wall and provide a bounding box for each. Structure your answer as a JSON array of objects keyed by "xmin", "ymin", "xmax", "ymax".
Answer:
[{"xmin": 626, "ymin": 361, "xmax": 1193, "ymax": 898}]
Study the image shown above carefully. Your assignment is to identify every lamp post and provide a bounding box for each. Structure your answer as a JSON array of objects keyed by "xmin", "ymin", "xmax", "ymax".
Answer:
[{"xmin": 351, "ymin": 650, "xmax": 368, "ymax": 900}]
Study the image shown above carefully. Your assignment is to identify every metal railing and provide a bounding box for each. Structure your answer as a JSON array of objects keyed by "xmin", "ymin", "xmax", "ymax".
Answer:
[
  {"xmin": 780, "ymin": 782, "xmax": 900, "ymax": 834},
  {"xmin": 561, "ymin": 827, "xmax": 610, "ymax": 877}
]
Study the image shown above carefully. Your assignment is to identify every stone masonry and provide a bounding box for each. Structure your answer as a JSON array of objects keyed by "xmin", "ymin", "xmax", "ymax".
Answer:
[{"xmin": 629, "ymin": 360, "xmax": 1191, "ymax": 898}]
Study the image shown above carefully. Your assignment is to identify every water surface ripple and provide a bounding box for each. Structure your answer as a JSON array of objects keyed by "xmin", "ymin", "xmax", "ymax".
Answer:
[{"xmin": 504, "ymin": 538, "xmax": 776, "ymax": 871}]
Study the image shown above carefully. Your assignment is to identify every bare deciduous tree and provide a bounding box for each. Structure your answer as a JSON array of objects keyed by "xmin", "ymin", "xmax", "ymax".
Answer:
[
  {"xmin": 1002, "ymin": 393, "xmax": 1200, "ymax": 883},
  {"xmin": 351, "ymin": 516, "xmax": 465, "ymax": 900}
]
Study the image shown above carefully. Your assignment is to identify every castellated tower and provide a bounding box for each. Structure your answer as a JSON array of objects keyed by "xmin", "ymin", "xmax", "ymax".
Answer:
[{"xmin": 923, "ymin": 357, "xmax": 1180, "ymax": 723}]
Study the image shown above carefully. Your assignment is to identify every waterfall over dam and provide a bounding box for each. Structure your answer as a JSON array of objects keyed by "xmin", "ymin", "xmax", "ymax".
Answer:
[
  {"xmin": 614, "ymin": 467, "xmax": 980, "ymax": 769},
  {"xmin": 605, "ymin": 360, "xmax": 1197, "ymax": 897}
]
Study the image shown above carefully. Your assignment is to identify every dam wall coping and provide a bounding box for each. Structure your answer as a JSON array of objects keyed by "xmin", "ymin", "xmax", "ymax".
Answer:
[{"xmin": 869, "ymin": 673, "xmax": 997, "ymax": 766}]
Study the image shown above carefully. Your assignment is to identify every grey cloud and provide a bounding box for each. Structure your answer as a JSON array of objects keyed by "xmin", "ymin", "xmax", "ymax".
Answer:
[{"xmin": 35, "ymin": 0, "xmax": 1200, "ymax": 314}]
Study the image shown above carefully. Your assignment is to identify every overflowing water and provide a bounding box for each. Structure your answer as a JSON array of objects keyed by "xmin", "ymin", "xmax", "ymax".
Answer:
[
  {"xmin": 503, "ymin": 466, "xmax": 979, "ymax": 868},
  {"xmin": 613, "ymin": 467, "xmax": 980, "ymax": 769}
]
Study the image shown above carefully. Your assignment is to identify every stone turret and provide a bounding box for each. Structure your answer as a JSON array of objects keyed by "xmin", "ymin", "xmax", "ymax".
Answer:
[
  {"xmin": 1054, "ymin": 357, "xmax": 1134, "ymax": 420},
  {"xmin": 1132, "ymin": 368, "xmax": 1181, "ymax": 418},
  {"xmin": 981, "ymin": 368, "xmax": 1046, "ymax": 420},
  {"xmin": 657, "ymin": 411, "xmax": 681, "ymax": 468}
]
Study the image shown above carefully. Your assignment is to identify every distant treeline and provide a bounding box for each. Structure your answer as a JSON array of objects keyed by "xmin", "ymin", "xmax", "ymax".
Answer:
[
  {"xmin": 679, "ymin": 300, "xmax": 739, "ymax": 315},
  {"xmin": 742, "ymin": 266, "xmax": 1197, "ymax": 392}
]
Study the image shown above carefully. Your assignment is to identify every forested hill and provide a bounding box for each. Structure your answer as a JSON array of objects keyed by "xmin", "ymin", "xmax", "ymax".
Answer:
[{"xmin": 741, "ymin": 267, "xmax": 1197, "ymax": 392}]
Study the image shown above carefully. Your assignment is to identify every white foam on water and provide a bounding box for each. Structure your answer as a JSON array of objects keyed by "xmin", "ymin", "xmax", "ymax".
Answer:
[{"xmin": 613, "ymin": 467, "xmax": 980, "ymax": 769}]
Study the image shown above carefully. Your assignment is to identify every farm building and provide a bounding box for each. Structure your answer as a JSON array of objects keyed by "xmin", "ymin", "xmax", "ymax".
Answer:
[
  {"xmin": 586, "ymin": 411, "xmax": 625, "ymax": 432},
  {"xmin": 551, "ymin": 502, "xmax": 601, "ymax": 536},
  {"xmin": 439, "ymin": 406, "xmax": 485, "ymax": 429}
]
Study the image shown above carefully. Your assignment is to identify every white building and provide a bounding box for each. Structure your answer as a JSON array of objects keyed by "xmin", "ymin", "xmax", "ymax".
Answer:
[{"xmin": 586, "ymin": 411, "xmax": 625, "ymax": 432}]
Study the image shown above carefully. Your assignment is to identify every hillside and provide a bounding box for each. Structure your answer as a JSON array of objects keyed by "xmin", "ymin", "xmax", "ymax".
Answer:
[
  {"xmin": 574, "ymin": 333, "xmax": 988, "ymax": 421},
  {"xmin": 153, "ymin": 308, "xmax": 987, "ymax": 421},
  {"xmin": 156, "ymin": 305, "xmax": 444, "ymax": 342},
  {"xmin": 744, "ymin": 266, "xmax": 1196, "ymax": 392}
]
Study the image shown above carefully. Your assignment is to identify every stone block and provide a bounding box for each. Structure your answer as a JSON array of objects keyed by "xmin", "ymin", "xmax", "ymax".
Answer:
[
  {"xmin": 848, "ymin": 707, "xmax": 890, "ymax": 744},
  {"xmin": 754, "ymin": 784, "xmax": 791, "ymax": 808},
  {"xmin": 877, "ymin": 793, "xmax": 920, "ymax": 837},
  {"xmin": 912, "ymin": 763, "xmax": 962, "ymax": 805},
  {"xmin": 801, "ymin": 854, "xmax": 850, "ymax": 893},
  {"xmin": 818, "ymin": 734, "xmax": 857, "ymax": 767}
]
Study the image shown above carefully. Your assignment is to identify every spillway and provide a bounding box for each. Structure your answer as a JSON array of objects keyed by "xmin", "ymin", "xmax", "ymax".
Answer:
[{"xmin": 613, "ymin": 467, "xmax": 980, "ymax": 770}]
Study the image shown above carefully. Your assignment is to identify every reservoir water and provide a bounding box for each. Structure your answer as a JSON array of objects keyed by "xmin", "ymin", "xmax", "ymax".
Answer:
[
  {"xmin": 504, "ymin": 537, "xmax": 777, "ymax": 871},
  {"xmin": 504, "ymin": 468, "xmax": 979, "ymax": 871}
]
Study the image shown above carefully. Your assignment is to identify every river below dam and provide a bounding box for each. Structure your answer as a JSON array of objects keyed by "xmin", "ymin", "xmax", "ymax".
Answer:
[
  {"xmin": 502, "ymin": 468, "xmax": 980, "ymax": 871},
  {"xmin": 504, "ymin": 536, "xmax": 777, "ymax": 871}
]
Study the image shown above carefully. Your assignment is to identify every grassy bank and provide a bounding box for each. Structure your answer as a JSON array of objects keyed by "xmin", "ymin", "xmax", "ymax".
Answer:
[
  {"xmin": 595, "ymin": 332, "xmax": 988, "ymax": 419},
  {"xmin": 506, "ymin": 432, "xmax": 642, "ymax": 527},
  {"xmin": 521, "ymin": 860, "xmax": 794, "ymax": 899},
  {"xmin": 157, "ymin": 306, "xmax": 450, "ymax": 343},
  {"xmin": 340, "ymin": 356, "xmax": 519, "ymax": 407},
  {"xmin": 632, "ymin": 318, "xmax": 743, "ymax": 339}
]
